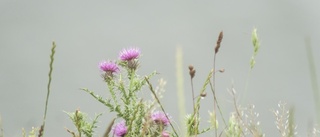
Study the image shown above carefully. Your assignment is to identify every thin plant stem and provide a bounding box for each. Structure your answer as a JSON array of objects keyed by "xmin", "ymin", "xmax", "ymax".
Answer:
[
  {"xmin": 190, "ymin": 76, "xmax": 197, "ymax": 137},
  {"xmin": 103, "ymin": 118, "xmax": 116, "ymax": 137},
  {"xmin": 145, "ymin": 77, "xmax": 179, "ymax": 137},
  {"xmin": 208, "ymin": 79, "xmax": 227, "ymax": 126},
  {"xmin": 243, "ymin": 28, "xmax": 260, "ymax": 103},
  {"xmin": 191, "ymin": 77, "xmax": 195, "ymax": 112},
  {"xmin": 126, "ymin": 100, "xmax": 143, "ymax": 137},
  {"xmin": 212, "ymin": 54, "xmax": 218, "ymax": 137},
  {"xmin": 230, "ymin": 88, "xmax": 247, "ymax": 136},
  {"xmin": 75, "ymin": 110, "xmax": 82, "ymax": 137},
  {"xmin": 40, "ymin": 42, "xmax": 56, "ymax": 137},
  {"xmin": 242, "ymin": 70, "xmax": 252, "ymax": 103},
  {"xmin": 212, "ymin": 31, "xmax": 223, "ymax": 137},
  {"xmin": 176, "ymin": 46, "xmax": 186, "ymax": 136},
  {"xmin": 0, "ymin": 114, "xmax": 3, "ymax": 137},
  {"xmin": 305, "ymin": 37, "xmax": 320, "ymax": 125}
]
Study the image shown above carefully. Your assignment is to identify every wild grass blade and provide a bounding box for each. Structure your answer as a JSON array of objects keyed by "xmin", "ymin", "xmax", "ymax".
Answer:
[
  {"xmin": 0, "ymin": 114, "xmax": 3, "ymax": 137},
  {"xmin": 305, "ymin": 37, "xmax": 320, "ymax": 125},
  {"xmin": 40, "ymin": 42, "xmax": 56, "ymax": 137},
  {"xmin": 176, "ymin": 46, "xmax": 186, "ymax": 136}
]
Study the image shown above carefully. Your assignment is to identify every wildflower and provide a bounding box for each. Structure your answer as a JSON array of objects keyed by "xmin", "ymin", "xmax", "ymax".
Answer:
[
  {"xmin": 119, "ymin": 47, "xmax": 140, "ymax": 61},
  {"xmin": 113, "ymin": 121, "xmax": 127, "ymax": 137},
  {"xmin": 99, "ymin": 61, "xmax": 119, "ymax": 81},
  {"xmin": 99, "ymin": 61, "xmax": 119, "ymax": 73},
  {"xmin": 119, "ymin": 47, "xmax": 140, "ymax": 70},
  {"xmin": 151, "ymin": 111, "xmax": 170, "ymax": 126},
  {"xmin": 162, "ymin": 131, "xmax": 170, "ymax": 137}
]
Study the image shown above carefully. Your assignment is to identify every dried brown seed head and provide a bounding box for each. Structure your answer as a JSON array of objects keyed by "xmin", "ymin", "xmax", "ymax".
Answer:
[
  {"xmin": 188, "ymin": 65, "xmax": 194, "ymax": 71},
  {"xmin": 189, "ymin": 69, "xmax": 196, "ymax": 79},
  {"xmin": 200, "ymin": 92, "xmax": 207, "ymax": 98},
  {"xmin": 219, "ymin": 68, "xmax": 225, "ymax": 73},
  {"xmin": 215, "ymin": 31, "xmax": 223, "ymax": 54}
]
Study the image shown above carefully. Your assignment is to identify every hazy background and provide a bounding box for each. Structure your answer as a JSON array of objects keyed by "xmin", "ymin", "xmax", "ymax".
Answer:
[{"xmin": 1, "ymin": 0, "xmax": 320, "ymax": 136}]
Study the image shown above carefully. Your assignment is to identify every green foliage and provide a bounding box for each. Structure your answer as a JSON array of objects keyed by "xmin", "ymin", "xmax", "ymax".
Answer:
[
  {"xmin": 225, "ymin": 113, "xmax": 242, "ymax": 137},
  {"xmin": 65, "ymin": 110, "xmax": 102, "ymax": 137},
  {"xmin": 30, "ymin": 29, "xmax": 318, "ymax": 137},
  {"xmin": 80, "ymin": 53, "xmax": 165, "ymax": 137},
  {"xmin": 186, "ymin": 70, "xmax": 214, "ymax": 136},
  {"xmin": 250, "ymin": 28, "xmax": 260, "ymax": 69},
  {"xmin": 22, "ymin": 127, "xmax": 39, "ymax": 137}
]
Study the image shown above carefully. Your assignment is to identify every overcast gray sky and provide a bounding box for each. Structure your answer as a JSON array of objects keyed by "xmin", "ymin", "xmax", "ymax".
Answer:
[{"xmin": 1, "ymin": 1, "xmax": 320, "ymax": 136}]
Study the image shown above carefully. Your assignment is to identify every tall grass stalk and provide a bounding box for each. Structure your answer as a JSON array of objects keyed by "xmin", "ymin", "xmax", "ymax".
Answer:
[
  {"xmin": 0, "ymin": 114, "xmax": 3, "ymax": 137},
  {"xmin": 242, "ymin": 28, "xmax": 260, "ymax": 103},
  {"xmin": 176, "ymin": 46, "xmax": 186, "ymax": 136},
  {"xmin": 305, "ymin": 37, "xmax": 320, "ymax": 125},
  {"xmin": 40, "ymin": 42, "xmax": 56, "ymax": 137},
  {"xmin": 212, "ymin": 31, "xmax": 223, "ymax": 137}
]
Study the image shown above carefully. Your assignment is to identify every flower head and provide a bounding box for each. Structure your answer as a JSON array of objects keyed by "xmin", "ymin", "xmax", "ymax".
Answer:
[
  {"xmin": 113, "ymin": 121, "xmax": 127, "ymax": 137},
  {"xmin": 162, "ymin": 131, "xmax": 170, "ymax": 137},
  {"xmin": 119, "ymin": 47, "xmax": 140, "ymax": 61},
  {"xmin": 151, "ymin": 111, "xmax": 170, "ymax": 126},
  {"xmin": 99, "ymin": 61, "xmax": 119, "ymax": 73}
]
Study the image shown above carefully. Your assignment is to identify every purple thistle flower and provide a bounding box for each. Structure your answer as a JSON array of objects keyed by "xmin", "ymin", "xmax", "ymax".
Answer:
[
  {"xmin": 113, "ymin": 121, "xmax": 128, "ymax": 137},
  {"xmin": 119, "ymin": 47, "xmax": 140, "ymax": 61},
  {"xmin": 162, "ymin": 131, "xmax": 170, "ymax": 137},
  {"xmin": 99, "ymin": 61, "xmax": 119, "ymax": 73},
  {"xmin": 151, "ymin": 111, "xmax": 170, "ymax": 126}
]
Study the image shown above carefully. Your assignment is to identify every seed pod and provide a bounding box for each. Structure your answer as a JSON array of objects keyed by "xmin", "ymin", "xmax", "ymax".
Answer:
[
  {"xmin": 189, "ymin": 69, "xmax": 196, "ymax": 79},
  {"xmin": 200, "ymin": 92, "xmax": 207, "ymax": 98},
  {"xmin": 215, "ymin": 31, "xmax": 223, "ymax": 54},
  {"xmin": 188, "ymin": 65, "xmax": 194, "ymax": 71}
]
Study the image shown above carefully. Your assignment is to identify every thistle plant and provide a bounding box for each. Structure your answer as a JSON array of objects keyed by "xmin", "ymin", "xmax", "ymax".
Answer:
[
  {"xmin": 65, "ymin": 110, "xmax": 102, "ymax": 137},
  {"xmin": 12, "ymin": 29, "xmax": 320, "ymax": 137},
  {"xmin": 66, "ymin": 47, "xmax": 178, "ymax": 137}
]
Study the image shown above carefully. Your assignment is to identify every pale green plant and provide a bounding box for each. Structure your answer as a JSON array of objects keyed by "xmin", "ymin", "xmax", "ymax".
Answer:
[
  {"xmin": 0, "ymin": 114, "xmax": 3, "ymax": 137},
  {"xmin": 176, "ymin": 46, "xmax": 186, "ymax": 136},
  {"xmin": 243, "ymin": 28, "xmax": 261, "ymax": 103},
  {"xmin": 65, "ymin": 110, "xmax": 102, "ymax": 137},
  {"xmin": 271, "ymin": 101, "xmax": 297, "ymax": 137},
  {"xmin": 305, "ymin": 37, "xmax": 320, "ymax": 125},
  {"xmin": 22, "ymin": 127, "xmax": 38, "ymax": 137},
  {"xmin": 22, "ymin": 28, "xmax": 320, "ymax": 137},
  {"xmin": 250, "ymin": 28, "xmax": 260, "ymax": 69}
]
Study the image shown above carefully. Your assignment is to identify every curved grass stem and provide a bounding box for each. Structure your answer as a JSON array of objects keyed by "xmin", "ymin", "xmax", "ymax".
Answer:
[
  {"xmin": 145, "ymin": 77, "xmax": 179, "ymax": 137},
  {"xmin": 40, "ymin": 42, "xmax": 56, "ymax": 137}
]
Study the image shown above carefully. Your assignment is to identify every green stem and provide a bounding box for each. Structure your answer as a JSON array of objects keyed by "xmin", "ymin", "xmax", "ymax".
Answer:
[
  {"xmin": 305, "ymin": 37, "xmax": 320, "ymax": 125},
  {"xmin": 145, "ymin": 77, "xmax": 179, "ymax": 137},
  {"xmin": 242, "ymin": 70, "xmax": 252, "ymax": 103},
  {"xmin": 175, "ymin": 46, "xmax": 186, "ymax": 136},
  {"xmin": 208, "ymin": 79, "xmax": 227, "ymax": 126},
  {"xmin": 213, "ymin": 54, "xmax": 217, "ymax": 137},
  {"xmin": 107, "ymin": 80, "xmax": 119, "ymax": 107},
  {"xmin": 0, "ymin": 114, "xmax": 3, "ymax": 137},
  {"xmin": 41, "ymin": 42, "xmax": 56, "ymax": 137}
]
